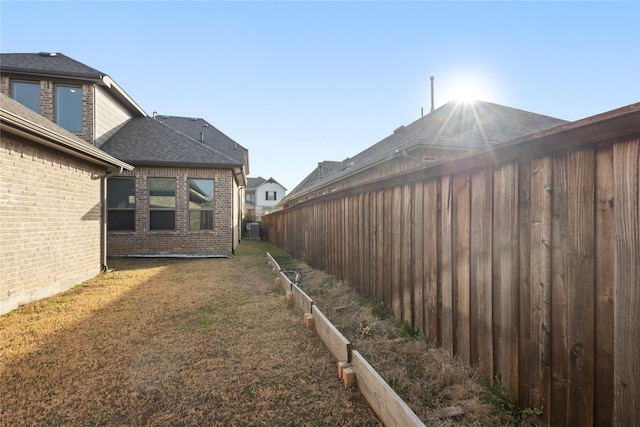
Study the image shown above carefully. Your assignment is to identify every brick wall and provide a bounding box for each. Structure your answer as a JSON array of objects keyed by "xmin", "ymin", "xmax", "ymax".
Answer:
[
  {"xmin": 107, "ymin": 167, "xmax": 234, "ymax": 256},
  {"xmin": 0, "ymin": 132, "xmax": 105, "ymax": 315}
]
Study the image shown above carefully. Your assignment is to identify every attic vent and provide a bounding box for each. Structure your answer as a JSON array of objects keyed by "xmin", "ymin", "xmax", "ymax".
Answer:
[
  {"xmin": 38, "ymin": 52, "xmax": 58, "ymax": 57},
  {"xmin": 393, "ymin": 125, "xmax": 405, "ymax": 134},
  {"xmin": 202, "ymin": 124, "xmax": 209, "ymax": 127},
  {"xmin": 191, "ymin": 118, "xmax": 199, "ymax": 121},
  {"xmin": 422, "ymin": 154, "xmax": 438, "ymax": 162}
]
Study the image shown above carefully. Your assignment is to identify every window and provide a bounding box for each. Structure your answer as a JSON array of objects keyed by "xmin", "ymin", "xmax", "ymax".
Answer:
[
  {"xmin": 56, "ymin": 85, "xmax": 82, "ymax": 132},
  {"xmin": 12, "ymin": 81, "xmax": 40, "ymax": 113},
  {"xmin": 188, "ymin": 179, "xmax": 214, "ymax": 230},
  {"xmin": 265, "ymin": 191, "xmax": 277, "ymax": 201},
  {"xmin": 149, "ymin": 178, "xmax": 176, "ymax": 230},
  {"xmin": 107, "ymin": 178, "xmax": 135, "ymax": 231}
]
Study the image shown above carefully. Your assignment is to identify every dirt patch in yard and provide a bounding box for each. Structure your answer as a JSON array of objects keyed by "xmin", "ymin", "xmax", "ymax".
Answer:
[{"xmin": 0, "ymin": 241, "xmax": 380, "ymax": 426}]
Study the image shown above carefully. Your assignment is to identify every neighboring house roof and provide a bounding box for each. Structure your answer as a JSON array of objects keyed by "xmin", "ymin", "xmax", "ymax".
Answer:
[
  {"xmin": 0, "ymin": 52, "xmax": 146, "ymax": 117},
  {"xmin": 100, "ymin": 116, "xmax": 243, "ymax": 168},
  {"xmin": 0, "ymin": 93, "xmax": 133, "ymax": 172},
  {"xmin": 153, "ymin": 115, "xmax": 247, "ymax": 165},
  {"xmin": 246, "ymin": 176, "xmax": 287, "ymax": 191},
  {"xmin": 286, "ymin": 100, "xmax": 567, "ymax": 200}
]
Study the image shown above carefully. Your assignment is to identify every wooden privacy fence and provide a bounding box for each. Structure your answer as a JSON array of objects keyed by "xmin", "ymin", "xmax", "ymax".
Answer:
[{"xmin": 262, "ymin": 105, "xmax": 639, "ymax": 426}]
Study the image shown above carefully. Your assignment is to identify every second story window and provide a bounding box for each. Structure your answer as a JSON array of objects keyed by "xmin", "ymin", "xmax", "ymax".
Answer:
[
  {"xmin": 265, "ymin": 191, "xmax": 277, "ymax": 201},
  {"xmin": 56, "ymin": 85, "xmax": 82, "ymax": 132},
  {"xmin": 12, "ymin": 81, "xmax": 40, "ymax": 113},
  {"xmin": 149, "ymin": 178, "xmax": 176, "ymax": 231}
]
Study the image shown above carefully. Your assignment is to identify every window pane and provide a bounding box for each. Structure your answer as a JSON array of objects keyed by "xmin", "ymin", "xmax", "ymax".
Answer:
[
  {"xmin": 150, "ymin": 211, "xmax": 175, "ymax": 230},
  {"xmin": 149, "ymin": 178, "xmax": 176, "ymax": 208},
  {"xmin": 107, "ymin": 178, "xmax": 135, "ymax": 208},
  {"xmin": 108, "ymin": 211, "xmax": 135, "ymax": 231},
  {"xmin": 188, "ymin": 179, "xmax": 214, "ymax": 209},
  {"xmin": 189, "ymin": 211, "xmax": 214, "ymax": 230},
  {"xmin": 56, "ymin": 85, "xmax": 82, "ymax": 132},
  {"xmin": 13, "ymin": 82, "xmax": 40, "ymax": 113}
]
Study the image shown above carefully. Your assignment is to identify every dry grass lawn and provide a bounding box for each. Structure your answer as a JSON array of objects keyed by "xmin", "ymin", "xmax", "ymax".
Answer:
[
  {"xmin": 0, "ymin": 241, "xmax": 380, "ymax": 426},
  {"xmin": 1, "ymin": 239, "xmax": 535, "ymax": 426}
]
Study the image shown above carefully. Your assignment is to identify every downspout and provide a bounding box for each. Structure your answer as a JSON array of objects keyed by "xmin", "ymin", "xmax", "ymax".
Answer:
[{"xmin": 100, "ymin": 174, "xmax": 108, "ymax": 272}]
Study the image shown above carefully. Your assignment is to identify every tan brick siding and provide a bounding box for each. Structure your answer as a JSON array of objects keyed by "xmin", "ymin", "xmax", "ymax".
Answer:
[
  {"xmin": 107, "ymin": 167, "xmax": 234, "ymax": 256},
  {"xmin": 0, "ymin": 133, "xmax": 105, "ymax": 315}
]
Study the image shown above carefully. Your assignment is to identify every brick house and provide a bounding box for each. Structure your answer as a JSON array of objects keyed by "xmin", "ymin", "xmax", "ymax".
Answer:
[
  {"xmin": 1, "ymin": 52, "xmax": 248, "ymax": 312},
  {"xmin": 0, "ymin": 93, "xmax": 133, "ymax": 315}
]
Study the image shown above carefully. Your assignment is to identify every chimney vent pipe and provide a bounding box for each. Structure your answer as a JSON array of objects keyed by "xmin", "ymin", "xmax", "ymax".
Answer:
[{"xmin": 430, "ymin": 76, "xmax": 435, "ymax": 113}]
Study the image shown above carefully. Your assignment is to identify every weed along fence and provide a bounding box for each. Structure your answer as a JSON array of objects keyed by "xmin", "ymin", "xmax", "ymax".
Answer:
[
  {"xmin": 262, "ymin": 104, "xmax": 640, "ymax": 426},
  {"xmin": 266, "ymin": 252, "xmax": 426, "ymax": 427}
]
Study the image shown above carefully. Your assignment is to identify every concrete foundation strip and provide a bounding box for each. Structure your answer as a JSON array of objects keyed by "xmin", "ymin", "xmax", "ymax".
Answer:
[{"xmin": 266, "ymin": 252, "xmax": 426, "ymax": 427}]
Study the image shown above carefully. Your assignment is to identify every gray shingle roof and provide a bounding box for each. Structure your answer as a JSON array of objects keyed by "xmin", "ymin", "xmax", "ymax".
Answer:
[
  {"xmin": 100, "ymin": 117, "xmax": 242, "ymax": 167},
  {"xmin": 152, "ymin": 115, "xmax": 246, "ymax": 164},
  {"xmin": 287, "ymin": 100, "xmax": 567, "ymax": 198},
  {"xmin": 246, "ymin": 177, "xmax": 266, "ymax": 189},
  {"xmin": 0, "ymin": 52, "xmax": 104, "ymax": 80}
]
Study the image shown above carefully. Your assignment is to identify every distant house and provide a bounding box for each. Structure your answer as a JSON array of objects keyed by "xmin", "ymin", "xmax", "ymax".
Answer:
[
  {"xmin": 245, "ymin": 177, "xmax": 287, "ymax": 221},
  {"xmin": 282, "ymin": 100, "xmax": 567, "ymax": 207},
  {"xmin": 1, "ymin": 51, "xmax": 249, "ymax": 312}
]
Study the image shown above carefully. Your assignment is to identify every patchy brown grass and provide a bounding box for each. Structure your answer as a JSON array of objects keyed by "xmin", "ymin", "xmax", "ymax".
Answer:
[
  {"xmin": 1, "ymin": 240, "xmax": 538, "ymax": 426},
  {"xmin": 0, "ymin": 240, "xmax": 381, "ymax": 426},
  {"xmin": 276, "ymin": 257, "xmax": 539, "ymax": 426}
]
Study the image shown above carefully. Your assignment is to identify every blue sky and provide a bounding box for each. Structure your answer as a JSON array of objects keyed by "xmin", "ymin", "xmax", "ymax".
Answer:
[{"xmin": 2, "ymin": 1, "xmax": 639, "ymax": 192}]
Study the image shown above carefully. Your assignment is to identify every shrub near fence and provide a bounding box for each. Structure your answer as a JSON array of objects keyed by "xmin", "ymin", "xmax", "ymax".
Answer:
[{"xmin": 262, "ymin": 104, "xmax": 640, "ymax": 426}]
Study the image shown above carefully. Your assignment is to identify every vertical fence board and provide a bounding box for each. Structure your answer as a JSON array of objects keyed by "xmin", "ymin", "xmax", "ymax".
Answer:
[
  {"xmin": 425, "ymin": 180, "xmax": 439, "ymax": 343},
  {"xmin": 518, "ymin": 160, "xmax": 532, "ymax": 404},
  {"xmin": 402, "ymin": 184, "xmax": 413, "ymax": 324},
  {"xmin": 595, "ymin": 146, "xmax": 614, "ymax": 425},
  {"xmin": 470, "ymin": 168, "xmax": 494, "ymax": 378},
  {"xmin": 613, "ymin": 138, "xmax": 640, "ymax": 424},
  {"xmin": 413, "ymin": 182, "xmax": 425, "ymax": 332},
  {"xmin": 441, "ymin": 176, "xmax": 454, "ymax": 354},
  {"xmin": 493, "ymin": 163, "xmax": 519, "ymax": 390},
  {"xmin": 566, "ymin": 148, "xmax": 596, "ymax": 426},
  {"xmin": 454, "ymin": 174, "xmax": 471, "ymax": 364},
  {"xmin": 528, "ymin": 156, "xmax": 553, "ymax": 423},
  {"xmin": 551, "ymin": 154, "xmax": 569, "ymax": 426},
  {"xmin": 376, "ymin": 190, "xmax": 385, "ymax": 304},
  {"xmin": 384, "ymin": 189, "xmax": 393, "ymax": 309},
  {"xmin": 392, "ymin": 187, "xmax": 403, "ymax": 320}
]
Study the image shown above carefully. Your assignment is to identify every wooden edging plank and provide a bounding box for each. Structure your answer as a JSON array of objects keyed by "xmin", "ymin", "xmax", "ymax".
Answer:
[
  {"xmin": 266, "ymin": 252, "xmax": 279, "ymax": 270},
  {"xmin": 312, "ymin": 306, "xmax": 351, "ymax": 363},
  {"xmin": 279, "ymin": 270, "xmax": 293, "ymax": 293},
  {"xmin": 352, "ymin": 350, "xmax": 426, "ymax": 427},
  {"xmin": 291, "ymin": 283, "xmax": 313, "ymax": 313}
]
